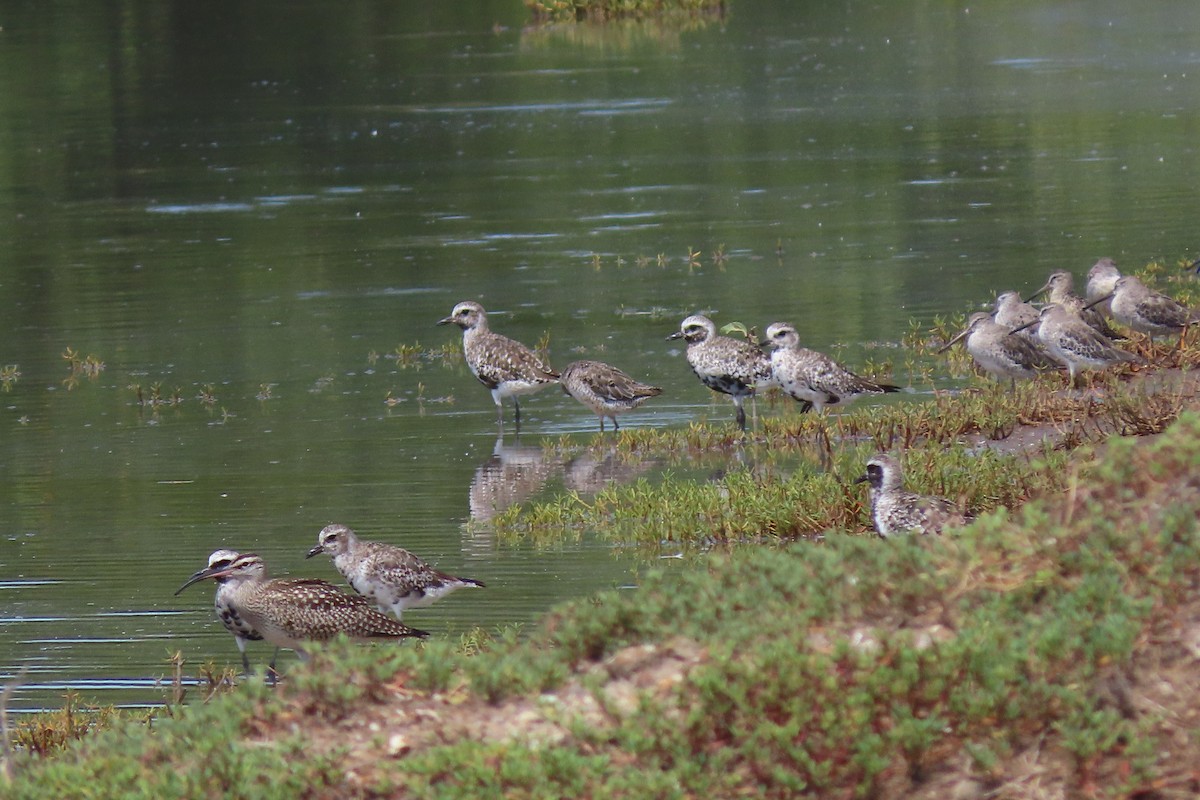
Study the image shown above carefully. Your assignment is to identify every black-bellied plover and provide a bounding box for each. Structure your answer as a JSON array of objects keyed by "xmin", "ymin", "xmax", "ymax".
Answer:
[
  {"xmin": 438, "ymin": 301, "xmax": 559, "ymax": 426},
  {"xmin": 307, "ymin": 523, "xmax": 483, "ymax": 620},
  {"xmin": 855, "ymin": 452, "xmax": 971, "ymax": 538},
  {"xmin": 559, "ymin": 359, "xmax": 662, "ymax": 431},
  {"xmin": 761, "ymin": 322, "xmax": 900, "ymax": 414},
  {"xmin": 1032, "ymin": 270, "xmax": 1123, "ymax": 340},
  {"xmin": 993, "ymin": 291, "xmax": 1042, "ymax": 344},
  {"xmin": 1034, "ymin": 303, "xmax": 1142, "ymax": 386},
  {"xmin": 1109, "ymin": 275, "xmax": 1200, "ymax": 345},
  {"xmin": 176, "ymin": 552, "xmax": 427, "ymax": 662},
  {"xmin": 1086, "ymin": 257, "xmax": 1121, "ymax": 316},
  {"xmin": 667, "ymin": 314, "xmax": 775, "ymax": 431},
  {"xmin": 939, "ymin": 312, "xmax": 1058, "ymax": 391},
  {"xmin": 173, "ymin": 549, "xmax": 273, "ymax": 674}
]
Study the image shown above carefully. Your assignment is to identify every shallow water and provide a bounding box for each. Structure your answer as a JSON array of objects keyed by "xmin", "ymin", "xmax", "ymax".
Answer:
[{"xmin": 3, "ymin": 0, "xmax": 1200, "ymax": 710}]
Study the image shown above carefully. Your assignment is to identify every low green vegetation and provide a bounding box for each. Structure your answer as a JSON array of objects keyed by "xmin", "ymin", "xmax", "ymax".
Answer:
[
  {"xmin": 8, "ymin": 261, "xmax": 1200, "ymax": 796},
  {"xmin": 7, "ymin": 412, "xmax": 1200, "ymax": 797},
  {"xmin": 488, "ymin": 367, "xmax": 1193, "ymax": 549}
]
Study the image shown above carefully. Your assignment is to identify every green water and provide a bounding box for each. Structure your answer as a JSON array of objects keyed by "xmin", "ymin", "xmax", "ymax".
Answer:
[{"xmin": 2, "ymin": 0, "xmax": 1199, "ymax": 709}]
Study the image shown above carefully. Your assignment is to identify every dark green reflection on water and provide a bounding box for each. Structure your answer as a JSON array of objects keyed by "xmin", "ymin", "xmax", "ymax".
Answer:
[{"xmin": 2, "ymin": 0, "xmax": 1200, "ymax": 708}]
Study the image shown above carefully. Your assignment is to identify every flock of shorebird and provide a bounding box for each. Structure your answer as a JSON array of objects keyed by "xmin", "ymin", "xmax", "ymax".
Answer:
[
  {"xmin": 941, "ymin": 258, "xmax": 1198, "ymax": 390},
  {"xmin": 433, "ymin": 257, "xmax": 1198, "ymax": 543},
  {"xmin": 436, "ymin": 299, "xmax": 902, "ymax": 433},
  {"xmin": 178, "ymin": 258, "xmax": 1198, "ymax": 674}
]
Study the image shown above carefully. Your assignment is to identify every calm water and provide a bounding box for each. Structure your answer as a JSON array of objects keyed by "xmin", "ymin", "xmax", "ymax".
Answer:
[{"xmin": 3, "ymin": 0, "xmax": 1200, "ymax": 710}]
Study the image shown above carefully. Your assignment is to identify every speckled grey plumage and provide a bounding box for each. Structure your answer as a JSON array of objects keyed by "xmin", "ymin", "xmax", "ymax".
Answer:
[
  {"xmin": 559, "ymin": 359, "xmax": 662, "ymax": 431},
  {"xmin": 667, "ymin": 314, "xmax": 775, "ymax": 431},
  {"xmin": 856, "ymin": 453, "xmax": 970, "ymax": 538},
  {"xmin": 993, "ymin": 291, "xmax": 1042, "ymax": 344},
  {"xmin": 1035, "ymin": 303, "xmax": 1143, "ymax": 385},
  {"xmin": 1109, "ymin": 275, "xmax": 1200, "ymax": 343},
  {"xmin": 174, "ymin": 549, "xmax": 268, "ymax": 673},
  {"xmin": 762, "ymin": 322, "xmax": 900, "ymax": 413},
  {"xmin": 438, "ymin": 301, "xmax": 559, "ymax": 425},
  {"xmin": 307, "ymin": 524, "xmax": 483, "ymax": 620},
  {"xmin": 1086, "ymin": 257, "xmax": 1121, "ymax": 316},
  {"xmin": 942, "ymin": 312, "xmax": 1059, "ymax": 389},
  {"xmin": 177, "ymin": 553, "xmax": 427, "ymax": 660},
  {"xmin": 1035, "ymin": 270, "xmax": 1124, "ymax": 340}
]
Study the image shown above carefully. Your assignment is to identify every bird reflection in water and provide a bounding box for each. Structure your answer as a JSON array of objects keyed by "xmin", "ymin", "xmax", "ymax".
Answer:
[
  {"xmin": 468, "ymin": 434, "xmax": 561, "ymax": 524},
  {"xmin": 467, "ymin": 435, "xmax": 660, "ymax": 524}
]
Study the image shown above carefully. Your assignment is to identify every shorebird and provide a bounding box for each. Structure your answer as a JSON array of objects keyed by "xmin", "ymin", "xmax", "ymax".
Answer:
[
  {"xmin": 559, "ymin": 359, "xmax": 662, "ymax": 431},
  {"xmin": 1109, "ymin": 275, "xmax": 1200, "ymax": 345},
  {"xmin": 1033, "ymin": 303, "xmax": 1142, "ymax": 386},
  {"xmin": 939, "ymin": 312, "xmax": 1059, "ymax": 390},
  {"xmin": 667, "ymin": 314, "xmax": 775, "ymax": 431},
  {"xmin": 176, "ymin": 552, "xmax": 427, "ymax": 662},
  {"xmin": 855, "ymin": 453, "xmax": 971, "ymax": 538},
  {"xmin": 307, "ymin": 523, "xmax": 484, "ymax": 620},
  {"xmin": 761, "ymin": 322, "xmax": 900, "ymax": 414},
  {"xmin": 438, "ymin": 301, "xmax": 559, "ymax": 427},
  {"xmin": 175, "ymin": 549, "xmax": 274, "ymax": 674},
  {"xmin": 1031, "ymin": 270, "xmax": 1123, "ymax": 340},
  {"xmin": 993, "ymin": 291, "xmax": 1042, "ymax": 344},
  {"xmin": 1086, "ymin": 257, "xmax": 1121, "ymax": 316}
]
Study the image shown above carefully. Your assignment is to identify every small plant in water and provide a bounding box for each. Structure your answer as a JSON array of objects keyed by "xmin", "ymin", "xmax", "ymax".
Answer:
[
  {"xmin": 197, "ymin": 384, "xmax": 219, "ymax": 408},
  {"xmin": 712, "ymin": 242, "xmax": 728, "ymax": 267},
  {"xmin": 0, "ymin": 364, "xmax": 19, "ymax": 391},
  {"xmin": 61, "ymin": 347, "xmax": 105, "ymax": 389}
]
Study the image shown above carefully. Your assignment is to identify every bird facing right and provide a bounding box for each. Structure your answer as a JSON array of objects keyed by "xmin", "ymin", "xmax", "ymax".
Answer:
[
  {"xmin": 559, "ymin": 359, "xmax": 662, "ymax": 431},
  {"xmin": 307, "ymin": 523, "xmax": 484, "ymax": 620},
  {"xmin": 855, "ymin": 453, "xmax": 971, "ymax": 538}
]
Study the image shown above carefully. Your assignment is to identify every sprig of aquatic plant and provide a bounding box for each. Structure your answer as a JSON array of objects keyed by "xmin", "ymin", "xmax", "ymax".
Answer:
[
  {"xmin": 196, "ymin": 384, "xmax": 219, "ymax": 408},
  {"xmin": 383, "ymin": 341, "xmax": 462, "ymax": 370},
  {"xmin": 61, "ymin": 347, "xmax": 104, "ymax": 389},
  {"xmin": 0, "ymin": 365, "xmax": 19, "ymax": 392}
]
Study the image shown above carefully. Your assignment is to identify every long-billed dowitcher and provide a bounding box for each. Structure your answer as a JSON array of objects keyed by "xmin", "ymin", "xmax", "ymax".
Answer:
[
  {"xmin": 1109, "ymin": 275, "xmax": 1200, "ymax": 345},
  {"xmin": 940, "ymin": 311, "xmax": 1058, "ymax": 390},
  {"xmin": 1033, "ymin": 270, "xmax": 1124, "ymax": 340},
  {"xmin": 1033, "ymin": 303, "xmax": 1142, "ymax": 386}
]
